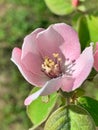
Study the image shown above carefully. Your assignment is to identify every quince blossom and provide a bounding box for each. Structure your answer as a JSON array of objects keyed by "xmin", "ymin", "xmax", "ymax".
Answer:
[{"xmin": 11, "ymin": 23, "xmax": 94, "ymax": 105}]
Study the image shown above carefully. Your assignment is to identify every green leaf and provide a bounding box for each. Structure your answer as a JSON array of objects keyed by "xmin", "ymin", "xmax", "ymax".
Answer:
[
  {"xmin": 86, "ymin": 15, "xmax": 98, "ymax": 42},
  {"xmin": 77, "ymin": 15, "xmax": 98, "ymax": 50},
  {"xmin": 45, "ymin": 105, "xmax": 96, "ymax": 130},
  {"xmin": 44, "ymin": 0, "xmax": 74, "ymax": 15},
  {"xmin": 77, "ymin": 16, "xmax": 90, "ymax": 50},
  {"xmin": 77, "ymin": 96, "xmax": 98, "ymax": 126},
  {"xmin": 27, "ymin": 87, "xmax": 58, "ymax": 129}
]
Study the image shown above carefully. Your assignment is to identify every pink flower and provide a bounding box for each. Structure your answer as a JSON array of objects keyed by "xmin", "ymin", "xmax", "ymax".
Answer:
[
  {"xmin": 72, "ymin": 0, "xmax": 79, "ymax": 7},
  {"xmin": 94, "ymin": 42, "xmax": 98, "ymax": 71},
  {"xmin": 11, "ymin": 23, "xmax": 94, "ymax": 105}
]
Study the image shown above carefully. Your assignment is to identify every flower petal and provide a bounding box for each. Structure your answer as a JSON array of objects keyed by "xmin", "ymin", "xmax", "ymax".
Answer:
[
  {"xmin": 11, "ymin": 48, "xmax": 49, "ymax": 86},
  {"xmin": 61, "ymin": 76, "xmax": 75, "ymax": 92},
  {"xmin": 21, "ymin": 52, "xmax": 43, "ymax": 76},
  {"xmin": 36, "ymin": 25, "xmax": 65, "ymax": 60},
  {"xmin": 72, "ymin": 45, "xmax": 94, "ymax": 90},
  {"xmin": 94, "ymin": 50, "xmax": 98, "ymax": 71},
  {"xmin": 22, "ymin": 28, "xmax": 44, "ymax": 58},
  {"xmin": 24, "ymin": 78, "xmax": 61, "ymax": 105},
  {"xmin": 11, "ymin": 47, "xmax": 22, "ymax": 65},
  {"xmin": 53, "ymin": 23, "xmax": 81, "ymax": 60},
  {"xmin": 21, "ymin": 28, "xmax": 45, "ymax": 75}
]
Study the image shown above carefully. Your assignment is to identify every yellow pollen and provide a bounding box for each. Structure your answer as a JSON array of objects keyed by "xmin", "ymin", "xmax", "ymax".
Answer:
[
  {"xmin": 53, "ymin": 53, "xmax": 59, "ymax": 58},
  {"xmin": 42, "ymin": 64, "xmax": 51, "ymax": 72},
  {"xmin": 49, "ymin": 62, "xmax": 55, "ymax": 67},
  {"xmin": 55, "ymin": 64, "xmax": 58, "ymax": 67},
  {"xmin": 44, "ymin": 66, "xmax": 51, "ymax": 73},
  {"xmin": 49, "ymin": 59, "xmax": 53, "ymax": 62},
  {"xmin": 42, "ymin": 53, "xmax": 62, "ymax": 78},
  {"xmin": 58, "ymin": 58, "xmax": 61, "ymax": 61}
]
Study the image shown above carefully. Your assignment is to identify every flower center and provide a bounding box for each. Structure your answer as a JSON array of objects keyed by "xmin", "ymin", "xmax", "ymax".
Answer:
[
  {"xmin": 41, "ymin": 53, "xmax": 62, "ymax": 78},
  {"xmin": 41, "ymin": 53, "xmax": 76, "ymax": 78}
]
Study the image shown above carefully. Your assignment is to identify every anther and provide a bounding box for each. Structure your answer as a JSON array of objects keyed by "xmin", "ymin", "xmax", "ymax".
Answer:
[
  {"xmin": 41, "ymin": 53, "xmax": 62, "ymax": 78},
  {"xmin": 53, "ymin": 53, "xmax": 59, "ymax": 58}
]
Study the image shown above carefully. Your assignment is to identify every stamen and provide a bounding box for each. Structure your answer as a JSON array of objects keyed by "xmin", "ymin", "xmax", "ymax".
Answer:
[
  {"xmin": 53, "ymin": 53, "xmax": 59, "ymax": 58},
  {"xmin": 58, "ymin": 58, "xmax": 61, "ymax": 61},
  {"xmin": 41, "ymin": 53, "xmax": 62, "ymax": 78},
  {"xmin": 64, "ymin": 58, "xmax": 76, "ymax": 76},
  {"xmin": 67, "ymin": 63, "xmax": 75, "ymax": 69},
  {"xmin": 41, "ymin": 53, "xmax": 75, "ymax": 78}
]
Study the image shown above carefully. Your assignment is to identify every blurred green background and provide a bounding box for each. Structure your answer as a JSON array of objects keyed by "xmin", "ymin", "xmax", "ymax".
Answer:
[{"xmin": 0, "ymin": 0, "xmax": 98, "ymax": 130}]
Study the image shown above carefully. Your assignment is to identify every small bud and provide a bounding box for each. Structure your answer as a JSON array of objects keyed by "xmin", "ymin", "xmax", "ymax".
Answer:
[{"xmin": 72, "ymin": 0, "xmax": 79, "ymax": 7}]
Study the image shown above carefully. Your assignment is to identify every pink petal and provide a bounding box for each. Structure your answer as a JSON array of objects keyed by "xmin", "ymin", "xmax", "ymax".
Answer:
[
  {"xmin": 72, "ymin": 45, "xmax": 94, "ymax": 90},
  {"xmin": 61, "ymin": 76, "xmax": 75, "ymax": 92},
  {"xmin": 21, "ymin": 53, "xmax": 43, "ymax": 76},
  {"xmin": 11, "ymin": 48, "xmax": 49, "ymax": 86},
  {"xmin": 24, "ymin": 78, "xmax": 61, "ymax": 105},
  {"xmin": 11, "ymin": 47, "xmax": 22, "ymax": 65},
  {"xmin": 36, "ymin": 25, "xmax": 65, "ymax": 60},
  {"xmin": 22, "ymin": 28, "xmax": 44, "ymax": 57},
  {"xmin": 94, "ymin": 50, "xmax": 98, "ymax": 71},
  {"xmin": 53, "ymin": 23, "xmax": 81, "ymax": 60},
  {"xmin": 21, "ymin": 28, "xmax": 45, "ymax": 75}
]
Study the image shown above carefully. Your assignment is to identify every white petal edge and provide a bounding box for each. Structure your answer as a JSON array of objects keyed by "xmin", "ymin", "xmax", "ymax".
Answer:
[
  {"xmin": 72, "ymin": 44, "xmax": 94, "ymax": 90},
  {"xmin": 24, "ymin": 77, "xmax": 61, "ymax": 106}
]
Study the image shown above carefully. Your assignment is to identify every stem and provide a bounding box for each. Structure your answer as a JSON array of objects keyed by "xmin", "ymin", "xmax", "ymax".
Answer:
[
  {"xmin": 59, "ymin": 89, "xmax": 73, "ymax": 98},
  {"xmin": 66, "ymin": 97, "xmax": 70, "ymax": 106},
  {"xmin": 59, "ymin": 89, "xmax": 72, "ymax": 106}
]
